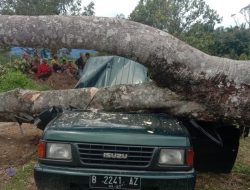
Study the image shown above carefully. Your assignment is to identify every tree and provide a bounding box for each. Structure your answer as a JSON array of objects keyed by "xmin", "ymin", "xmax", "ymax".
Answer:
[
  {"xmin": 210, "ymin": 25, "xmax": 250, "ymax": 59},
  {"xmin": 116, "ymin": 13, "xmax": 126, "ymax": 19},
  {"xmin": 0, "ymin": 16, "xmax": 249, "ymax": 126},
  {"xmin": 0, "ymin": 0, "xmax": 95, "ymax": 16},
  {"xmin": 129, "ymin": 0, "xmax": 221, "ymax": 37},
  {"xmin": 0, "ymin": 0, "xmax": 95, "ymax": 62},
  {"xmin": 82, "ymin": 1, "xmax": 95, "ymax": 16},
  {"xmin": 240, "ymin": 4, "xmax": 250, "ymax": 28},
  {"xmin": 180, "ymin": 23, "xmax": 215, "ymax": 54}
]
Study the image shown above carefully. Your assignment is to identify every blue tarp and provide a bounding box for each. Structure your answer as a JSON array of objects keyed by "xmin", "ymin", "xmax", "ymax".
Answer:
[{"xmin": 9, "ymin": 47, "xmax": 97, "ymax": 59}]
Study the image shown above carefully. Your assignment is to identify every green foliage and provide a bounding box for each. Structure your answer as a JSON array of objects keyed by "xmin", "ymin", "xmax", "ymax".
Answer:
[
  {"xmin": 129, "ymin": 0, "xmax": 250, "ymax": 60},
  {"xmin": 181, "ymin": 23, "xmax": 215, "ymax": 54},
  {"xmin": 0, "ymin": 0, "xmax": 95, "ymax": 16},
  {"xmin": 0, "ymin": 48, "xmax": 11, "ymax": 65},
  {"xmin": 209, "ymin": 25, "xmax": 250, "ymax": 59},
  {"xmin": 0, "ymin": 70, "xmax": 49, "ymax": 92},
  {"xmin": 0, "ymin": 63, "xmax": 8, "ymax": 74},
  {"xmin": 0, "ymin": 49, "xmax": 11, "ymax": 77},
  {"xmin": 5, "ymin": 59, "xmax": 30, "ymax": 73},
  {"xmin": 233, "ymin": 138, "xmax": 250, "ymax": 176},
  {"xmin": 239, "ymin": 53, "xmax": 248, "ymax": 60},
  {"xmin": 182, "ymin": 23, "xmax": 250, "ymax": 59},
  {"xmin": 82, "ymin": 1, "xmax": 95, "ymax": 16},
  {"xmin": 234, "ymin": 162, "xmax": 250, "ymax": 176},
  {"xmin": 129, "ymin": 0, "xmax": 221, "ymax": 37},
  {"xmin": 1, "ymin": 48, "xmax": 33, "ymax": 74}
]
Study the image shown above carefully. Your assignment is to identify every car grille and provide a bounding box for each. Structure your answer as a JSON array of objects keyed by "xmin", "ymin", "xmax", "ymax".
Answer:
[{"xmin": 77, "ymin": 143, "xmax": 155, "ymax": 167}]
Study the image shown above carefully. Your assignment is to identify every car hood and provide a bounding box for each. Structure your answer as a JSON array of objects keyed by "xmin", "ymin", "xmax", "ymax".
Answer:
[{"xmin": 43, "ymin": 111, "xmax": 190, "ymax": 147}]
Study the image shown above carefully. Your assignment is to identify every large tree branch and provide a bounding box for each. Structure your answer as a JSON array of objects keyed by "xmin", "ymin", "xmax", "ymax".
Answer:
[
  {"xmin": 0, "ymin": 15, "xmax": 249, "ymax": 124},
  {"xmin": 0, "ymin": 83, "xmax": 209, "ymax": 122}
]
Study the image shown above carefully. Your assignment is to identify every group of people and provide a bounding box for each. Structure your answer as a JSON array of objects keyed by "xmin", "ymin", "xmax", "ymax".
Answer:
[{"xmin": 23, "ymin": 52, "xmax": 90, "ymax": 80}]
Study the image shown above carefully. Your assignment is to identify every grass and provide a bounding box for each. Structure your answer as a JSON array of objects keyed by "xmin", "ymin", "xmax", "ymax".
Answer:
[
  {"xmin": 0, "ymin": 50, "xmax": 50, "ymax": 92},
  {"xmin": 0, "ymin": 49, "xmax": 11, "ymax": 64},
  {"xmin": 2, "ymin": 159, "xmax": 36, "ymax": 190},
  {"xmin": 0, "ymin": 70, "xmax": 50, "ymax": 92}
]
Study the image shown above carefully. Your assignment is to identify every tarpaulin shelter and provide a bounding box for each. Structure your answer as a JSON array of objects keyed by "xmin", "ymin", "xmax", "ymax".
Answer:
[{"xmin": 75, "ymin": 56, "xmax": 149, "ymax": 88}]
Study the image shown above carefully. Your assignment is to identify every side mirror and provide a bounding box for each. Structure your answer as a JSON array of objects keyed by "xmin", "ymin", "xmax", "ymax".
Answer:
[{"xmin": 34, "ymin": 106, "xmax": 63, "ymax": 130}]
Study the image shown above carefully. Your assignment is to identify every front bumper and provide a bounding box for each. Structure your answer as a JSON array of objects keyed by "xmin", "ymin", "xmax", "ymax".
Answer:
[{"xmin": 34, "ymin": 163, "xmax": 196, "ymax": 190}]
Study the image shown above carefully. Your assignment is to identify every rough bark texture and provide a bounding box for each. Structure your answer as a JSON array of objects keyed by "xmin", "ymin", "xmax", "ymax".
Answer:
[
  {"xmin": 0, "ymin": 83, "xmax": 208, "ymax": 122},
  {"xmin": 0, "ymin": 16, "xmax": 249, "ymax": 124}
]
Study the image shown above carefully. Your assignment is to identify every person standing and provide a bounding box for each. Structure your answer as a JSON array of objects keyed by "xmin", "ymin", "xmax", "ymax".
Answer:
[
  {"xmin": 75, "ymin": 53, "xmax": 85, "ymax": 78},
  {"xmin": 85, "ymin": 52, "xmax": 90, "ymax": 62},
  {"xmin": 30, "ymin": 54, "xmax": 40, "ymax": 73},
  {"xmin": 51, "ymin": 55, "xmax": 62, "ymax": 73}
]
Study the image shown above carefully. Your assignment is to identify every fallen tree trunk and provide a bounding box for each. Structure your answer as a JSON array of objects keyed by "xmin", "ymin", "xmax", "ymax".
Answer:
[
  {"xmin": 0, "ymin": 15, "xmax": 249, "ymax": 124},
  {"xmin": 0, "ymin": 83, "xmax": 208, "ymax": 122}
]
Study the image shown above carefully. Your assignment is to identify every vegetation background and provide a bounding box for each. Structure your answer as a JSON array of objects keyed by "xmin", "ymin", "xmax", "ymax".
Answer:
[{"xmin": 0, "ymin": 0, "xmax": 249, "ymax": 189}]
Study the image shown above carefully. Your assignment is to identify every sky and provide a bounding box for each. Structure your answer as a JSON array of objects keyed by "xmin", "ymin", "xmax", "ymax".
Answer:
[
  {"xmin": 82, "ymin": 0, "xmax": 250, "ymax": 27},
  {"xmin": 205, "ymin": 0, "xmax": 250, "ymax": 26}
]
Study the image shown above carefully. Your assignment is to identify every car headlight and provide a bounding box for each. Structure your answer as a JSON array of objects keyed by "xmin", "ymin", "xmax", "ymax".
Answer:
[
  {"xmin": 159, "ymin": 149, "xmax": 184, "ymax": 165},
  {"xmin": 46, "ymin": 143, "xmax": 72, "ymax": 160}
]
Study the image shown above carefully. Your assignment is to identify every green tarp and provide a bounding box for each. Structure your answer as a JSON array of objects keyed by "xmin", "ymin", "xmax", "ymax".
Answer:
[{"xmin": 75, "ymin": 56, "xmax": 149, "ymax": 88}]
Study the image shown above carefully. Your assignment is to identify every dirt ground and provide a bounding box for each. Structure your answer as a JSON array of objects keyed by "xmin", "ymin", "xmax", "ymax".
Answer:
[
  {"xmin": 0, "ymin": 72, "xmax": 77, "ymax": 189},
  {"xmin": 34, "ymin": 72, "xmax": 77, "ymax": 90},
  {"xmin": 0, "ymin": 123, "xmax": 41, "ymax": 189},
  {"xmin": 0, "ymin": 122, "xmax": 249, "ymax": 190}
]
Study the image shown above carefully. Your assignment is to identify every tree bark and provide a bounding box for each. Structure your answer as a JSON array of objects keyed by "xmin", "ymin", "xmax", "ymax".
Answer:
[
  {"xmin": 0, "ymin": 15, "xmax": 249, "ymax": 124},
  {"xmin": 0, "ymin": 83, "xmax": 208, "ymax": 122}
]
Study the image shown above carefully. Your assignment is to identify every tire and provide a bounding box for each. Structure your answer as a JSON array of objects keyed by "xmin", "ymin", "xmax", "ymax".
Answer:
[{"xmin": 184, "ymin": 120, "xmax": 240, "ymax": 173}]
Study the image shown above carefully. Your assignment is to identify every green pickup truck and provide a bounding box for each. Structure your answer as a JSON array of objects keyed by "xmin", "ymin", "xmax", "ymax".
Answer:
[{"xmin": 34, "ymin": 56, "xmax": 240, "ymax": 190}]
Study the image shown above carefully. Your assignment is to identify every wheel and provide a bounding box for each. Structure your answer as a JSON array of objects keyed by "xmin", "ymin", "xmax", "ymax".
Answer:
[{"xmin": 184, "ymin": 120, "xmax": 240, "ymax": 173}]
